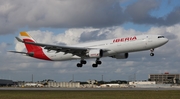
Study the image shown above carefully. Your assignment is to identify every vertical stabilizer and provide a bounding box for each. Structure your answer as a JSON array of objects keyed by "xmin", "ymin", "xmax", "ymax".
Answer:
[{"xmin": 20, "ymin": 32, "xmax": 41, "ymax": 52}]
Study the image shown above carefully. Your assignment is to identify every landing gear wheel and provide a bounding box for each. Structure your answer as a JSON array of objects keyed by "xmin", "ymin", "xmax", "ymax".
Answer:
[
  {"xmin": 96, "ymin": 61, "xmax": 102, "ymax": 65},
  {"xmin": 92, "ymin": 64, "xmax": 98, "ymax": 68},
  {"xmin": 150, "ymin": 53, "xmax": 154, "ymax": 56},
  {"xmin": 80, "ymin": 60, "xmax": 87, "ymax": 64},
  {"xmin": 150, "ymin": 48, "xmax": 155, "ymax": 56},
  {"xmin": 77, "ymin": 63, "xmax": 82, "ymax": 67}
]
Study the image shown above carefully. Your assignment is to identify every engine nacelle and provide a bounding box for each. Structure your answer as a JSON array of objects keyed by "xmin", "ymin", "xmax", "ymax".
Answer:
[
  {"xmin": 111, "ymin": 53, "xmax": 128, "ymax": 59},
  {"xmin": 88, "ymin": 49, "xmax": 103, "ymax": 58}
]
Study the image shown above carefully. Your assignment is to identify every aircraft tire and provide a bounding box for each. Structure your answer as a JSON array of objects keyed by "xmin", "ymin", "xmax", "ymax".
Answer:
[
  {"xmin": 96, "ymin": 61, "xmax": 102, "ymax": 65},
  {"xmin": 77, "ymin": 63, "xmax": 83, "ymax": 67},
  {"xmin": 81, "ymin": 60, "xmax": 87, "ymax": 64},
  {"xmin": 150, "ymin": 53, "xmax": 154, "ymax": 56},
  {"xmin": 92, "ymin": 64, "xmax": 98, "ymax": 68}
]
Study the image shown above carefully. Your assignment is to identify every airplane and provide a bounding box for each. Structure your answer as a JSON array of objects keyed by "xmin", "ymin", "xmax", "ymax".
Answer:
[
  {"xmin": 24, "ymin": 83, "xmax": 44, "ymax": 87},
  {"xmin": 9, "ymin": 32, "xmax": 168, "ymax": 68}
]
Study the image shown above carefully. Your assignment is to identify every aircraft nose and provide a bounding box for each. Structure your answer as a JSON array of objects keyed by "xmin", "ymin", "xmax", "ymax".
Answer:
[
  {"xmin": 158, "ymin": 37, "xmax": 169, "ymax": 46},
  {"xmin": 164, "ymin": 38, "xmax": 169, "ymax": 43}
]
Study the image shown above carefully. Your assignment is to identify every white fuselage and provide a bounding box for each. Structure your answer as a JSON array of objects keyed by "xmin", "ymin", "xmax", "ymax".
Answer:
[{"xmin": 42, "ymin": 35, "xmax": 168, "ymax": 61}]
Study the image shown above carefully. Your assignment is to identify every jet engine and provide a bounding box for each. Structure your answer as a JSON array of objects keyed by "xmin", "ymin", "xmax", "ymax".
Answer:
[
  {"xmin": 111, "ymin": 53, "xmax": 128, "ymax": 59},
  {"xmin": 88, "ymin": 49, "xmax": 103, "ymax": 58}
]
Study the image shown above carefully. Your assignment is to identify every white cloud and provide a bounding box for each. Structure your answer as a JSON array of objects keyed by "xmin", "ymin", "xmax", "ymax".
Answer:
[
  {"xmin": 121, "ymin": 61, "xmax": 135, "ymax": 67},
  {"xmin": 1, "ymin": 0, "xmax": 180, "ymax": 81},
  {"xmin": 115, "ymin": 68, "xmax": 122, "ymax": 73},
  {"xmin": 1, "ymin": 24, "xmax": 180, "ymax": 81}
]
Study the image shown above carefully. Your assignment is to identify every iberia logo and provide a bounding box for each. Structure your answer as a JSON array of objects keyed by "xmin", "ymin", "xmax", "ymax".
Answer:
[{"xmin": 113, "ymin": 36, "xmax": 137, "ymax": 43}]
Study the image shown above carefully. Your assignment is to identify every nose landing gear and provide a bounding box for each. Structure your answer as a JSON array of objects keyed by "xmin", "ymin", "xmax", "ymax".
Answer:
[
  {"xmin": 150, "ymin": 53, "xmax": 154, "ymax": 56},
  {"xmin": 150, "ymin": 48, "xmax": 154, "ymax": 56}
]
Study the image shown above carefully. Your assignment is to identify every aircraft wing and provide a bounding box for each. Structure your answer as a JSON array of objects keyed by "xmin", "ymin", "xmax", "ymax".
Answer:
[{"xmin": 16, "ymin": 37, "xmax": 109, "ymax": 56}]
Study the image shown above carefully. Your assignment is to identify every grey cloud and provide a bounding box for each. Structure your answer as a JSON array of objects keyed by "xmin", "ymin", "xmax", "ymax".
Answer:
[
  {"xmin": 164, "ymin": 32, "xmax": 177, "ymax": 40},
  {"xmin": 124, "ymin": 0, "xmax": 180, "ymax": 26},
  {"xmin": 124, "ymin": 0, "xmax": 161, "ymax": 24},
  {"xmin": 79, "ymin": 30, "xmax": 110, "ymax": 42},
  {"xmin": 0, "ymin": 0, "xmax": 127, "ymax": 35},
  {"xmin": 1, "ymin": 0, "xmax": 180, "ymax": 35},
  {"xmin": 163, "ymin": 7, "xmax": 180, "ymax": 26}
]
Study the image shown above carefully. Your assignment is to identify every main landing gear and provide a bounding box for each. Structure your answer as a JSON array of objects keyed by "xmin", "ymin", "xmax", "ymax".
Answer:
[
  {"xmin": 77, "ymin": 60, "xmax": 86, "ymax": 67},
  {"xmin": 150, "ymin": 48, "xmax": 154, "ymax": 56},
  {"xmin": 92, "ymin": 58, "xmax": 102, "ymax": 68},
  {"xmin": 76, "ymin": 58, "xmax": 102, "ymax": 68}
]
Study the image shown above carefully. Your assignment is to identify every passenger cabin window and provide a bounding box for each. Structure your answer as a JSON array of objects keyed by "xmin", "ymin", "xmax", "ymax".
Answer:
[{"xmin": 158, "ymin": 36, "xmax": 164, "ymax": 38}]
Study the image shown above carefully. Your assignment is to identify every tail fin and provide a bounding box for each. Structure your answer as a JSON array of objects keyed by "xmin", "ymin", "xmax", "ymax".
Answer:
[{"xmin": 20, "ymin": 32, "xmax": 42, "ymax": 52}]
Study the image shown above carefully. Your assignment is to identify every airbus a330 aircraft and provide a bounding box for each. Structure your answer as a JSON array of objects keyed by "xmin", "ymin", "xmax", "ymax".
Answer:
[{"xmin": 10, "ymin": 32, "xmax": 168, "ymax": 68}]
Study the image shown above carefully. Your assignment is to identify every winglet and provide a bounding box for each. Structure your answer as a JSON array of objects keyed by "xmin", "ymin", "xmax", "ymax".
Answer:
[{"xmin": 15, "ymin": 37, "xmax": 24, "ymax": 42}]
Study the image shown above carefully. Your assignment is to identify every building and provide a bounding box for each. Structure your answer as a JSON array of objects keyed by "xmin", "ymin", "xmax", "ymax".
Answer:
[
  {"xmin": 129, "ymin": 81, "xmax": 171, "ymax": 88},
  {"xmin": 0, "ymin": 79, "xmax": 14, "ymax": 86},
  {"xmin": 47, "ymin": 82, "xmax": 80, "ymax": 88},
  {"xmin": 128, "ymin": 81, "xmax": 172, "ymax": 88},
  {"xmin": 149, "ymin": 72, "xmax": 180, "ymax": 84},
  {"xmin": 129, "ymin": 81, "xmax": 156, "ymax": 85}
]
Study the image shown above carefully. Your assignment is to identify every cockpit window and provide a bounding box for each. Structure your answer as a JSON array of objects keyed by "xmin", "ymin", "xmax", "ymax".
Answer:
[{"xmin": 158, "ymin": 36, "xmax": 164, "ymax": 38}]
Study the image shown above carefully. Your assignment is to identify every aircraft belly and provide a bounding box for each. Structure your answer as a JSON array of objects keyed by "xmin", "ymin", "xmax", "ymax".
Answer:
[{"xmin": 103, "ymin": 50, "xmax": 116, "ymax": 57}]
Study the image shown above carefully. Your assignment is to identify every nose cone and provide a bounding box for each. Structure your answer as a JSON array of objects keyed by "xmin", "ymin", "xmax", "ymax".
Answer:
[
  {"xmin": 164, "ymin": 38, "xmax": 169, "ymax": 44},
  {"xmin": 157, "ymin": 38, "xmax": 169, "ymax": 47}
]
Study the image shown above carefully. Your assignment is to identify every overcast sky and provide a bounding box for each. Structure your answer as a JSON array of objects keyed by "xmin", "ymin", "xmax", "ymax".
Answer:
[{"xmin": 0, "ymin": 0, "xmax": 180, "ymax": 82}]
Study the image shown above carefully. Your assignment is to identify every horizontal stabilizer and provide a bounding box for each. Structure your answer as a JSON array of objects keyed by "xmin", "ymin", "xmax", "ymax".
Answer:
[
  {"xmin": 8, "ymin": 51, "xmax": 27, "ymax": 54},
  {"xmin": 15, "ymin": 37, "xmax": 23, "ymax": 42}
]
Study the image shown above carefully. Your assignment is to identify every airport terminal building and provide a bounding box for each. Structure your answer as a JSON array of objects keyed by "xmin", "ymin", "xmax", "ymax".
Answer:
[
  {"xmin": 149, "ymin": 73, "xmax": 180, "ymax": 84},
  {"xmin": 0, "ymin": 79, "xmax": 14, "ymax": 86}
]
